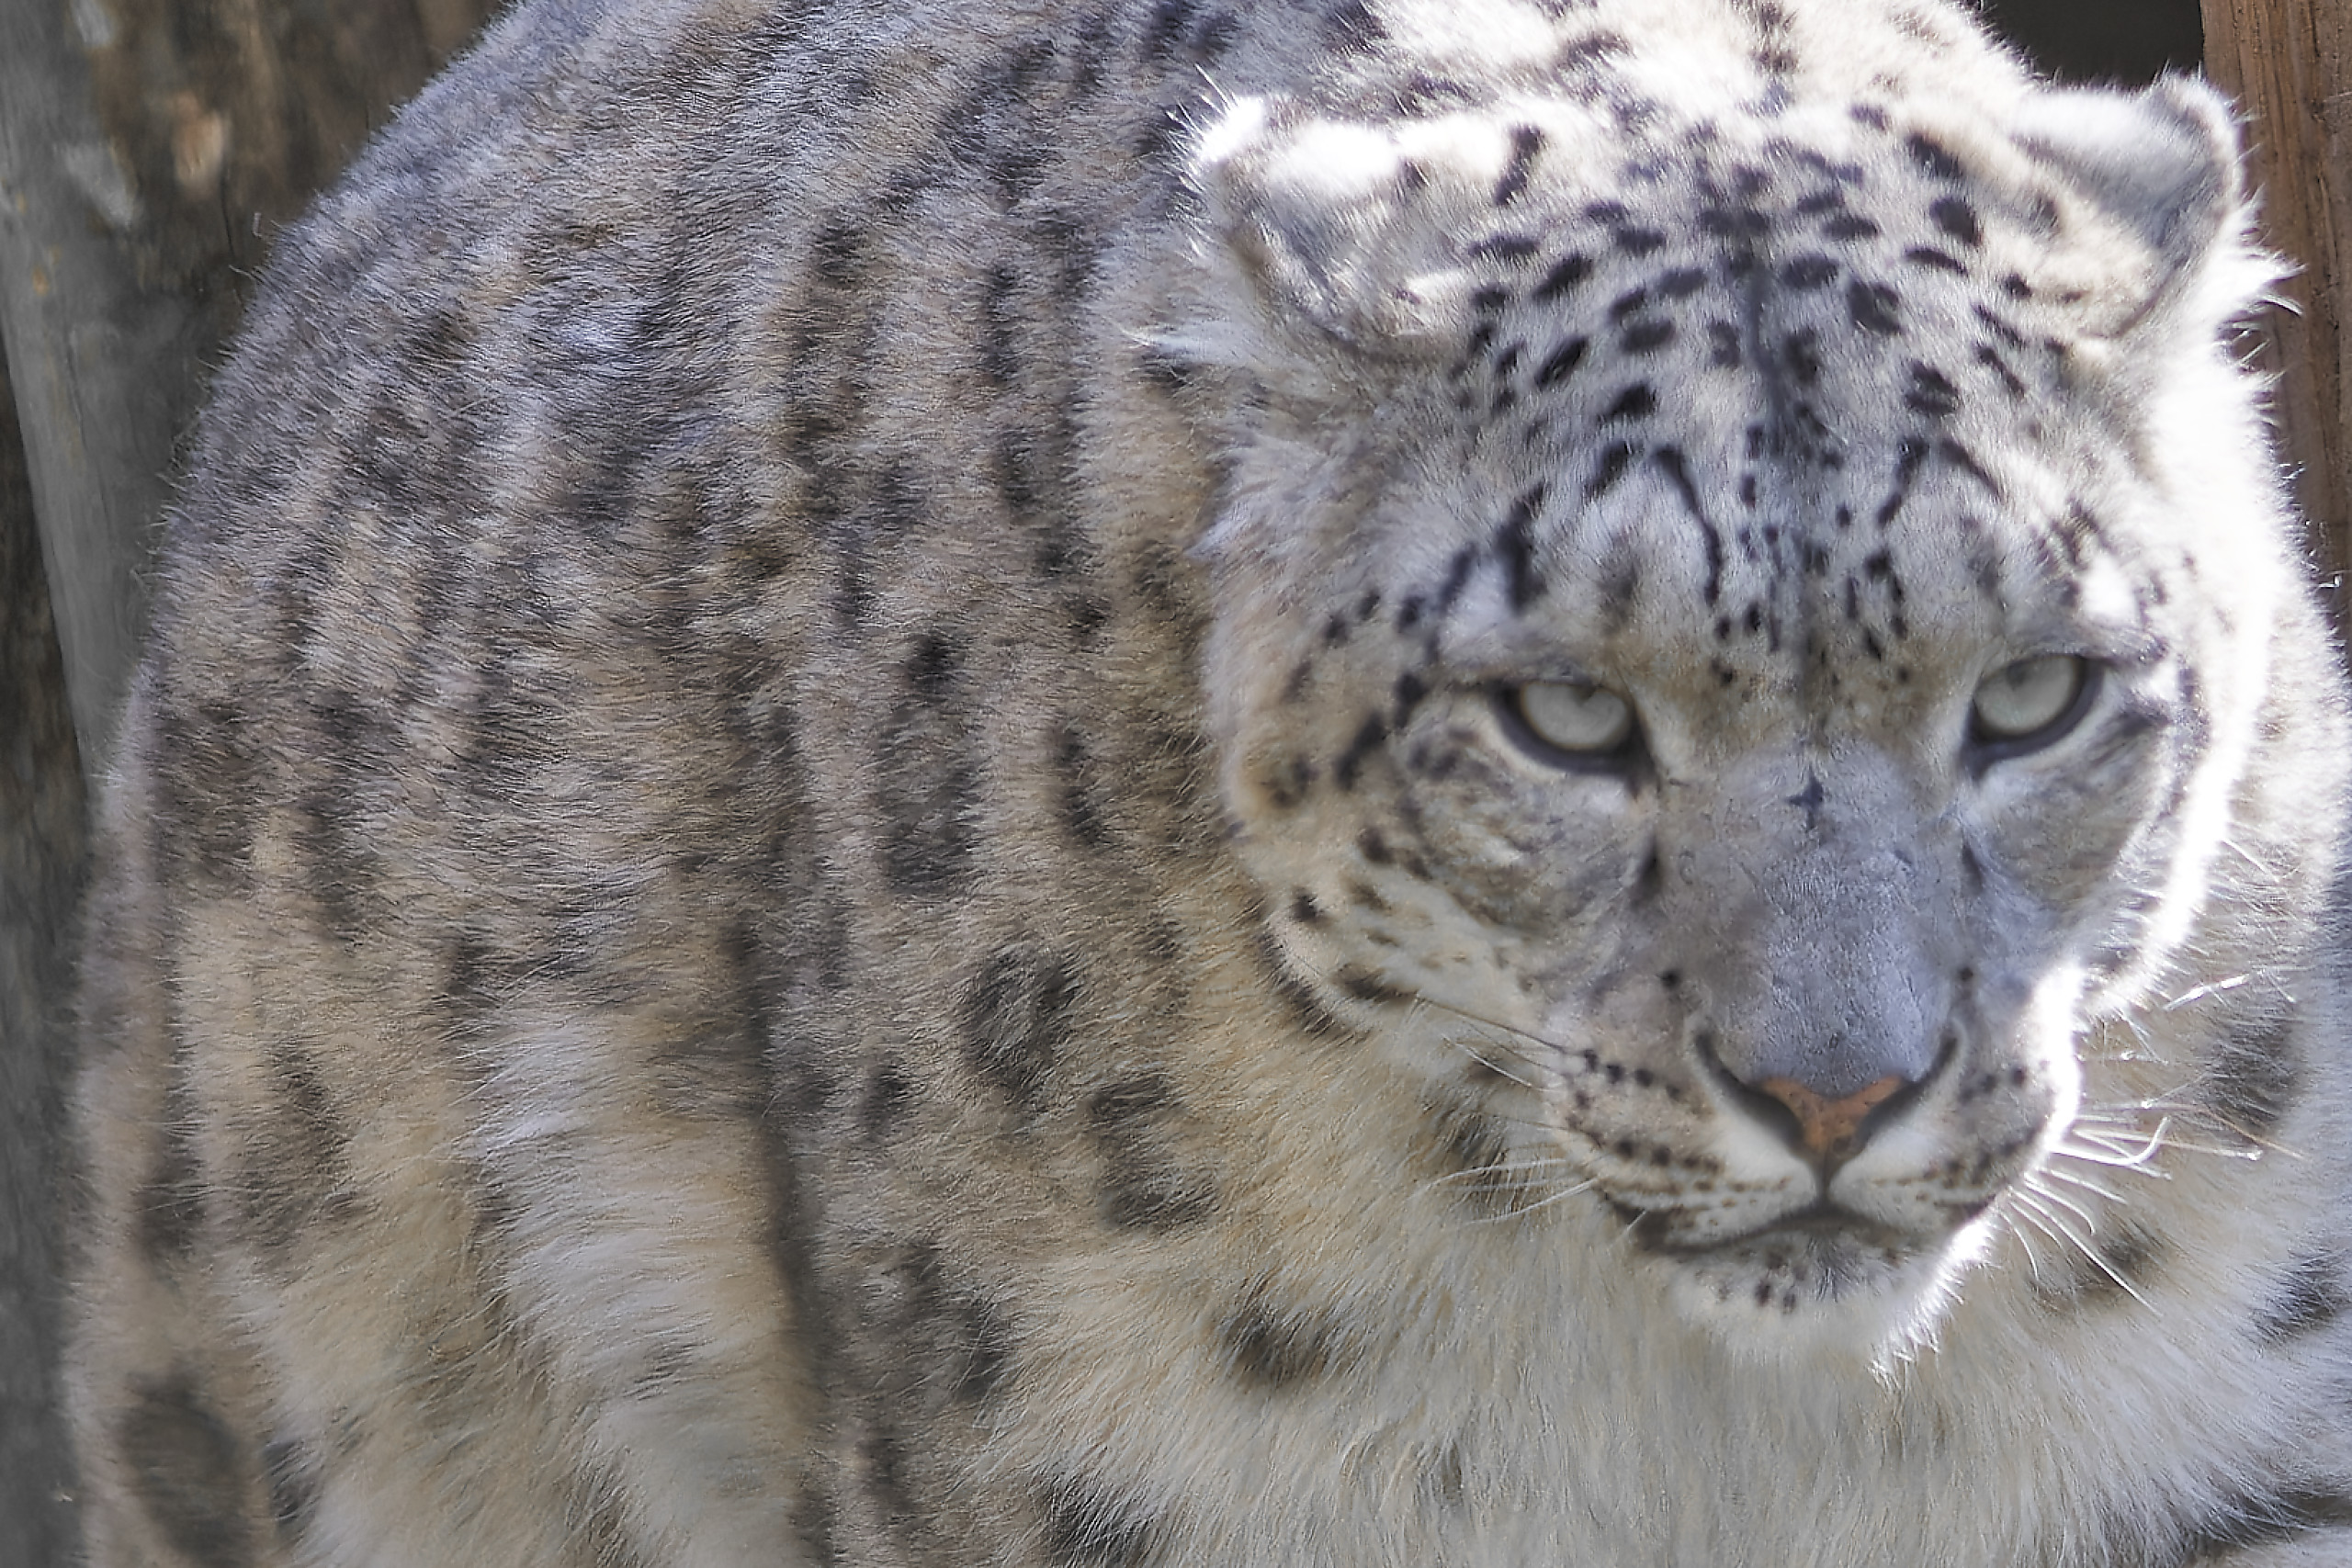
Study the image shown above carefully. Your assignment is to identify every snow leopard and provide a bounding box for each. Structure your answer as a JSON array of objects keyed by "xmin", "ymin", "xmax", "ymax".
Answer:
[{"xmin": 64, "ymin": 0, "xmax": 2352, "ymax": 1562}]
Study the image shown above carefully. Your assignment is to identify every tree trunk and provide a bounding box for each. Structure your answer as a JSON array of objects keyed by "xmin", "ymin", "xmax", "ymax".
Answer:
[
  {"xmin": 0, "ymin": 341, "xmax": 85, "ymax": 1568},
  {"xmin": 2201, "ymin": 0, "xmax": 2352, "ymax": 627}
]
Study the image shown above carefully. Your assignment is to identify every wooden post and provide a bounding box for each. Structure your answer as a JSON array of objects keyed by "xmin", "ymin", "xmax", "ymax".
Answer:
[
  {"xmin": 0, "ymin": 0, "xmax": 498, "ymax": 781},
  {"xmin": 0, "ymin": 344, "xmax": 86, "ymax": 1568},
  {"xmin": 0, "ymin": 0, "xmax": 201, "ymax": 781},
  {"xmin": 2200, "ymin": 0, "xmax": 2352, "ymax": 620}
]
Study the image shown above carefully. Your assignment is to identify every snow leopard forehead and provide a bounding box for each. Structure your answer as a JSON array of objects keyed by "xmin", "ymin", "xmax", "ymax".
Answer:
[{"xmin": 1184, "ymin": 61, "xmax": 2249, "ymax": 728}]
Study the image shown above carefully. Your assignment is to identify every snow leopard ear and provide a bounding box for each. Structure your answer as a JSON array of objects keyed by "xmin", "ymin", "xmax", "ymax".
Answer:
[
  {"xmin": 2008, "ymin": 75, "xmax": 2251, "ymax": 337},
  {"xmin": 1187, "ymin": 97, "xmax": 1524, "ymax": 365}
]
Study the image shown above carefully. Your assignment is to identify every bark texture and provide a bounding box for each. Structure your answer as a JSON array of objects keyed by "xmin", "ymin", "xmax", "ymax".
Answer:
[{"xmin": 2201, "ymin": 0, "xmax": 2351, "ymax": 621}]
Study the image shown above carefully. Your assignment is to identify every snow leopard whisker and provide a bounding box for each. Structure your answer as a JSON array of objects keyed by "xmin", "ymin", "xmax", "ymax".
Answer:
[
  {"xmin": 1374, "ymin": 987, "xmax": 1565, "ymax": 1067},
  {"xmin": 2008, "ymin": 1189, "xmax": 2155, "ymax": 1308},
  {"xmin": 1464, "ymin": 1179, "xmax": 1600, "ymax": 1224},
  {"xmin": 2046, "ymin": 1138, "xmax": 2175, "ymax": 1179},
  {"xmin": 2003, "ymin": 1213, "xmax": 2053, "ymax": 1289},
  {"xmin": 2018, "ymin": 1176, "xmax": 2100, "ymax": 1235},
  {"xmin": 2034, "ymin": 1163, "xmax": 2130, "ymax": 1205},
  {"xmin": 2091, "ymin": 1099, "xmax": 2294, "ymax": 1158},
  {"xmin": 2161, "ymin": 975, "xmax": 2253, "ymax": 1010},
  {"xmin": 1426, "ymin": 1156, "xmax": 1586, "ymax": 1191},
  {"xmin": 1419, "ymin": 1159, "xmax": 1597, "ymax": 1224},
  {"xmin": 2053, "ymin": 1116, "xmax": 2178, "ymax": 1169},
  {"xmin": 2004, "ymin": 1203, "xmax": 2096, "ymax": 1296},
  {"xmin": 2070, "ymin": 1105, "xmax": 2271, "ymax": 1161},
  {"xmin": 1439, "ymin": 1033, "xmax": 1544, "ymax": 1089}
]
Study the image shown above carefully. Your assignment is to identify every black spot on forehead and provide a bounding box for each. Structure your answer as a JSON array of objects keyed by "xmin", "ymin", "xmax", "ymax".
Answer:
[
  {"xmin": 1619, "ymin": 318, "xmax": 1676, "ymax": 354},
  {"xmin": 1533, "ymin": 252, "xmax": 1595, "ymax": 299},
  {"xmin": 1847, "ymin": 279, "xmax": 1900, "ymax": 335},
  {"xmin": 1778, "ymin": 254, "xmax": 1837, "ymax": 290},
  {"xmin": 1334, "ymin": 711, "xmax": 1390, "ymax": 789},
  {"xmin": 1497, "ymin": 484, "xmax": 1548, "ymax": 612},
  {"xmin": 1586, "ymin": 440, "xmax": 1640, "ymax": 499},
  {"xmin": 1904, "ymin": 132, "xmax": 1966, "ymax": 181},
  {"xmin": 861, "ymin": 1062, "xmax": 917, "ymax": 1138},
  {"xmin": 1493, "ymin": 124, "xmax": 1545, "ymax": 207},
  {"xmin": 1468, "ymin": 232, "xmax": 1543, "ymax": 264},
  {"xmin": 1701, "ymin": 203, "xmax": 1771, "ymax": 241},
  {"xmin": 1600, "ymin": 384, "xmax": 1658, "ymax": 422},
  {"xmin": 1904, "ymin": 363, "xmax": 1960, "ymax": 417},
  {"xmin": 1928, "ymin": 196, "xmax": 1982, "ymax": 247},
  {"xmin": 1779, "ymin": 328, "xmax": 1821, "ymax": 387},
  {"xmin": 1533, "ymin": 336, "xmax": 1589, "ymax": 388},
  {"xmin": 1653, "ymin": 447, "xmax": 1724, "ymax": 605},
  {"xmin": 878, "ymin": 633, "xmax": 980, "ymax": 895},
  {"xmin": 1658, "ymin": 266, "xmax": 1708, "ymax": 297}
]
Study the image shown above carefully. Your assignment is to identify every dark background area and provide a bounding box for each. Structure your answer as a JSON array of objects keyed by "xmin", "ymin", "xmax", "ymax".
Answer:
[
  {"xmin": 1982, "ymin": 0, "xmax": 2207, "ymax": 81},
  {"xmin": 0, "ymin": 0, "xmax": 2261, "ymax": 1564}
]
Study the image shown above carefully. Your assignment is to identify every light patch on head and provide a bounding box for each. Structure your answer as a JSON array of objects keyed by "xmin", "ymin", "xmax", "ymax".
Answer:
[
  {"xmin": 1176, "ymin": 89, "xmax": 1631, "ymax": 388},
  {"xmin": 1190, "ymin": 93, "xmax": 1271, "ymax": 169},
  {"xmin": 1374, "ymin": 0, "xmax": 1566, "ymax": 73},
  {"xmin": 2074, "ymin": 555, "xmax": 2139, "ymax": 631}
]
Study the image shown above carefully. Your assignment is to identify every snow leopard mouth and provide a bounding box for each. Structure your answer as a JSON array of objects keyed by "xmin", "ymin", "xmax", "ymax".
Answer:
[
  {"xmin": 1664, "ymin": 1216, "xmax": 1928, "ymax": 1314},
  {"xmin": 1623, "ymin": 1202, "xmax": 1939, "ymax": 1301}
]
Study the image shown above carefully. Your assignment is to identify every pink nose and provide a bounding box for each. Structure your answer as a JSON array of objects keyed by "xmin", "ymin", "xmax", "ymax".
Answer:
[{"xmin": 1753, "ymin": 1075, "xmax": 1907, "ymax": 1158}]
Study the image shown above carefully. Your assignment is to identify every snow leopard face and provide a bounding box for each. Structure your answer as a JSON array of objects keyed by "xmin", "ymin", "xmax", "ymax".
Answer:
[{"xmin": 1190, "ymin": 75, "xmax": 2293, "ymax": 1353}]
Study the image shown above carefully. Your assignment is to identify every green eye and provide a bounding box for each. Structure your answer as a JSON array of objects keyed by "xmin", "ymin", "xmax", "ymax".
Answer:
[
  {"xmin": 1509, "ymin": 681, "xmax": 1636, "ymax": 758},
  {"xmin": 1970, "ymin": 655, "xmax": 2092, "ymax": 749}
]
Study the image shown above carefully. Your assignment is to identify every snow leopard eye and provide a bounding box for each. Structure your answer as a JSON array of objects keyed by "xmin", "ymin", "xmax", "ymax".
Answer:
[
  {"xmin": 1500, "ymin": 681, "xmax": 1639, "ymax": 766},
  {"xmin": 1969, "ymin": 655, "xmax": 2095, "ymax": 752}
]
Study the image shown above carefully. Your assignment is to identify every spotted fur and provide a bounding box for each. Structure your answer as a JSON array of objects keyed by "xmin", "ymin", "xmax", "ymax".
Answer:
[{"xmin": 67, "ymin": 0, "xmax": 2352, "ymax": 1563}]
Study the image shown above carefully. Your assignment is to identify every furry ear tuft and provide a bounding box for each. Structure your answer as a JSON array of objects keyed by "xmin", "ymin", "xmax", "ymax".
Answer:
[
  {"xmin": 1189, "ymin": 97, "xmax": 1537, "ymax": 361},
  {"xmin": 2010, "ymin": 76, "xmax": 2248, "ymax": 336}
]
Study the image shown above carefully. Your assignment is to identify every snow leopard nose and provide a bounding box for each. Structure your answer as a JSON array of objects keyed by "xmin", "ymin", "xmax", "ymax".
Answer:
[
  {"xmin": 1696, "ymin": 1029, "xmax": 1951, "ymax": 1168},
  {"xmin": 1749, "ymin": 1074, "xmax": 1910, "ymax": 1161}
]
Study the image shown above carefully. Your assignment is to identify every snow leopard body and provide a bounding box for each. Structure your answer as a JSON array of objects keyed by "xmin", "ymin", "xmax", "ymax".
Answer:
[{"xmin": 65, "ymin": 0, "xmax": 2352, "ymax": 1562}]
